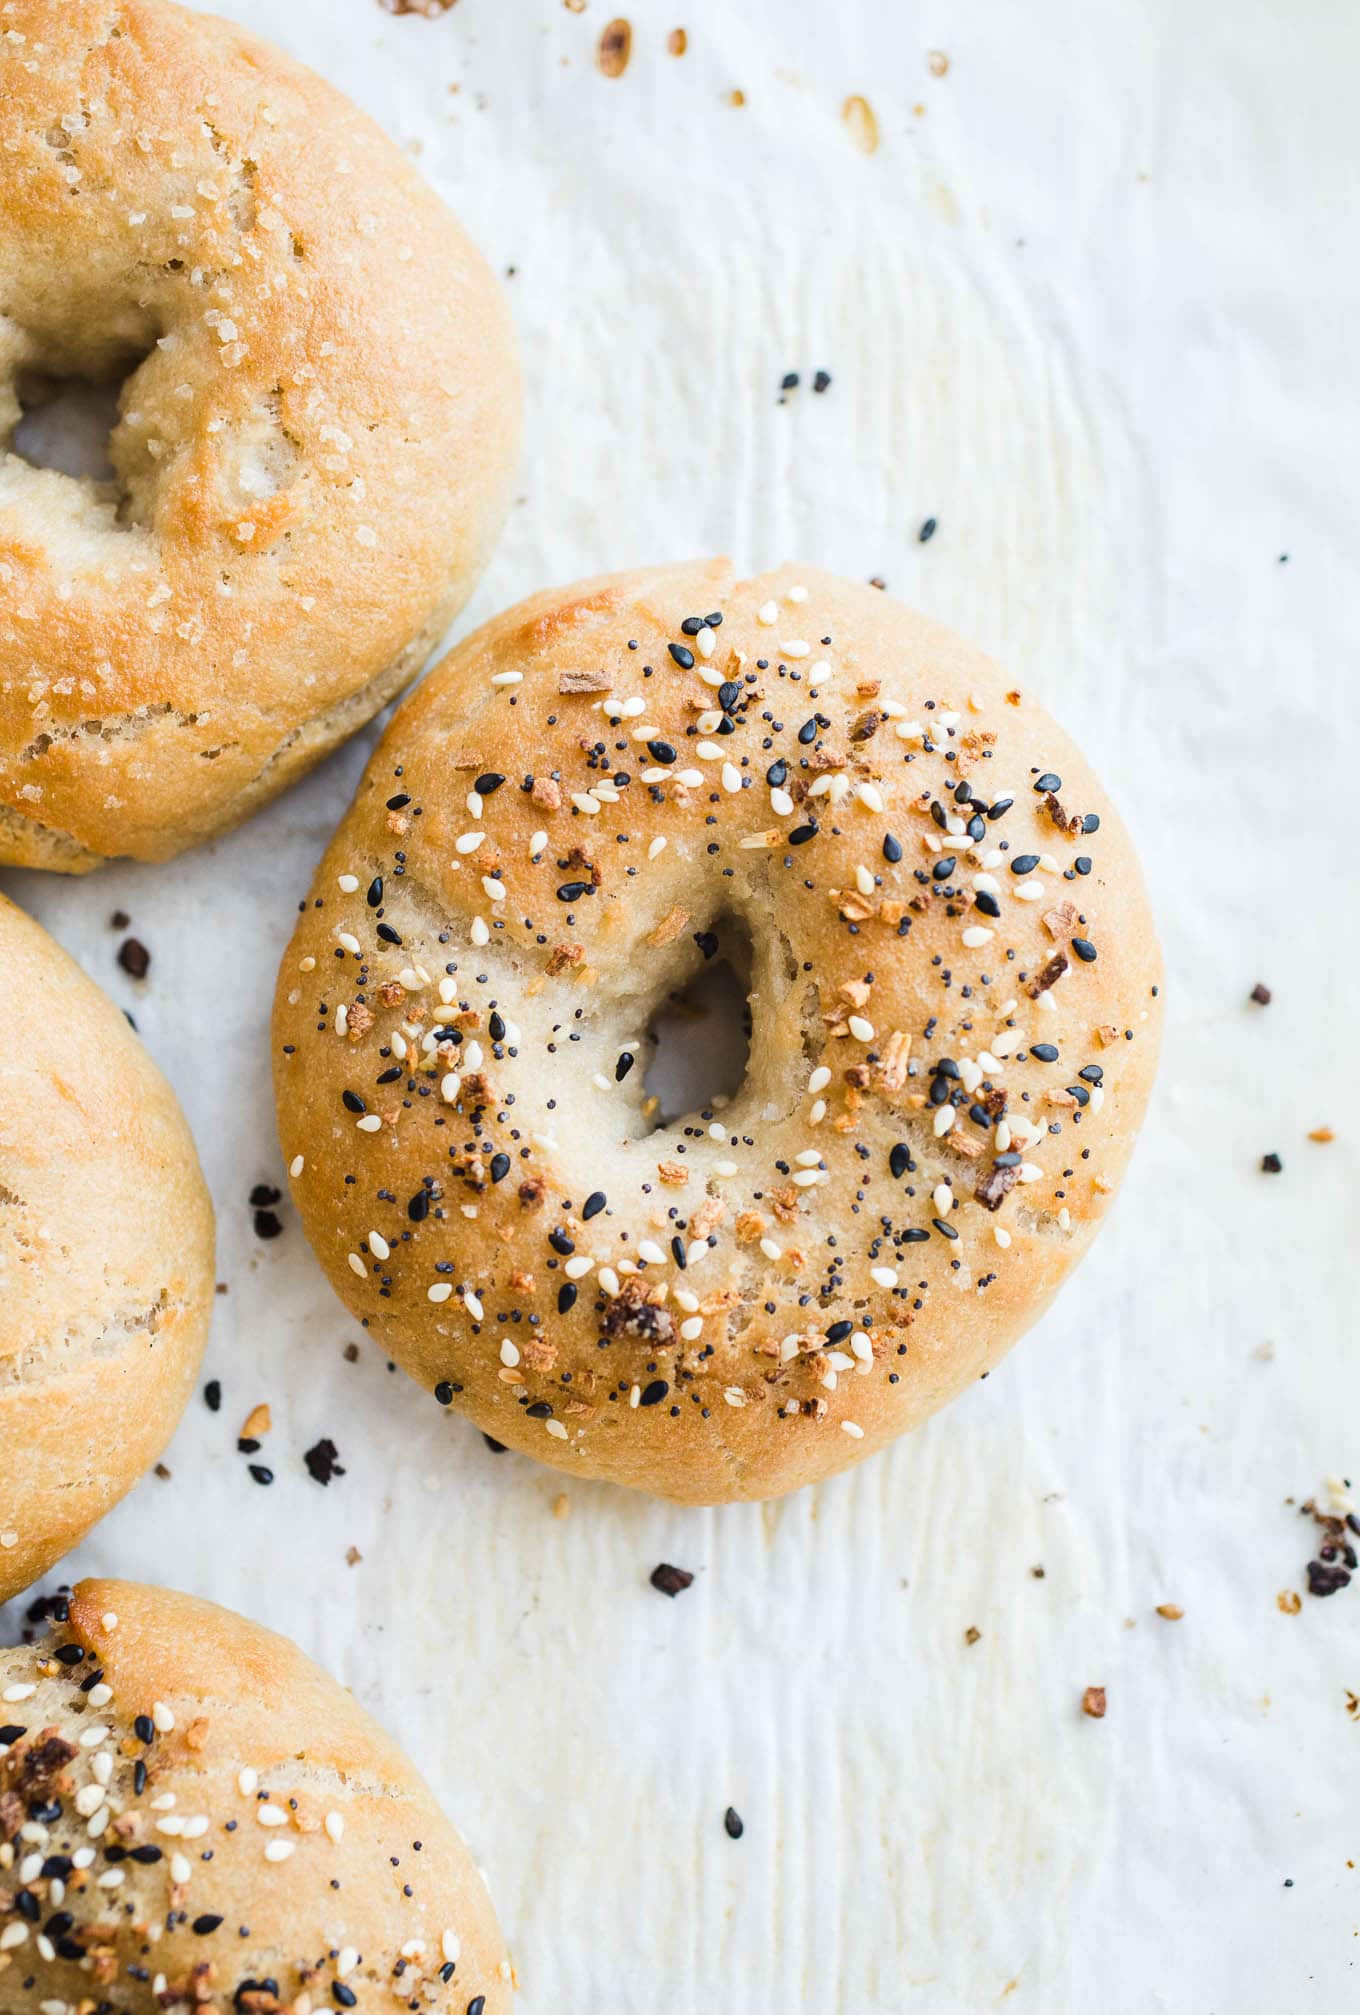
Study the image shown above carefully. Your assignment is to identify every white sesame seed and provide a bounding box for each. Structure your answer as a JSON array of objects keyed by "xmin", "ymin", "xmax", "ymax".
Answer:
[
  {"xmin": 962, "ymin": 926, "xmax": 994, "ymax": 948},
  {"xmin": 994, "ymin": 1226, "xmax": 1012, "ymax": 1248},
  {"xmin": 455, "ymin": 831, "xmax": 485, "ymax": 855},
  {"xmin": 856, "ymin": 782, "xmax": 884, "ymax": 812},
  {"xmin": 470, "ymin": 916, "xmax": 490, "ymax": 946},
  {"xmin": 759, "ymin": 1238, "xmax": 782, "ymax": 1261},
  {"xmin": 442, "ymin": 1930, "xmax": 462, "ymax": 1964},
  {"xmin": 238, "ymin": 1768, "xmax": 258, "ymax": 1796},
  {"xmin": 336, "ymin": 931, "xmax": 361, "ymax": 955},
  {"xmin": 757, "ymin": 600, "xmax": 778, "ymax": 625},
  {"xmin": 1013, "ymin": 880, "xmax": 1045, "ymax": 901},
  {"xmin": 355, "ymin": 1113, "xmax": 382, "ymax": 1133},
  {"xmin": 529, "ymin": 829, "xmax": 548, "ymax": 856},
  {"xmin": 855, "ymin": 865, "xmax": 875, "ymax": 896},
  {"xmin": 337, "ymin": 1948, "xmax": 359, "ymax": 1980},
  {"xmin": 369, "ymin": 1231, "xmax": 391, "ymax": 1261},
  {"xmin": 464, "ymin": 1290, "xmax": 484, "ymax": 1320},
  {"xmin": 571, "ymin": 792, "xmax": 601, "ymax": 815},
  {"xmin": 722, "ymin": 762, "xmax": 742, "ymax": 793},
  {"xmin": 847, "ymin": 1015, "xmax": 875, "ymax": 1042},
  {"xmin": 264, "ymin": 1838, "xmax": 295, "ymax": 1862},
  {"xmin": 794, "ymin": 1148, "xmax": 823, "ymax": 1167},
  {"xmin": 481, "ymin": 876, "xmax": 506, "ymax": 902},
  {"xmin": 808, "ymin": 1065, "xmax": 831, "ymax": 1095},
  {"xmin": 325, "ymin": 1810, "xmax": 345, "ymax": 1843},
  {"xmin": 427, "ymin": 1282, "xmax": 453, "ymax": 1303},
  {"xmin": 565, "ymin": 1254, "xmax": 595, "ymax": 1279},
  {"xmin": 337, "ymin": 874, "xmax": 359, "ymax": 893},
  {"xmin": 171, "ymin": 1852, "xmax": 192, "ymax": 1884},
  {"xmin": 638, "ymin": 1240, "xmax": 667, "ymax": 1265},
  {"xmin": 440, "ymin": 1072, "xmax": 462, "ymax": 1103},
  {"xmin": 841, "ymin": 1420, "xmax": 865, "ymax": 1439},
  {"xmin": 490, "ymin": 670, "xmax": 522, "ymax": 686},
  {"xmin": 289, "ymin": 1154, "xmax": 304, "ymax": 1178},
  {"xmin": 499, "ymin": 1338, "xmax": 520, "ymax": 1368},
  {"xmin": 871, "ymin": 1266, "xmax": 898, "ymax": 1289},
  {"xmin": 723, "ymin": 1387, "xmax": 747, "ymax": 1407},
  {"xmin": 781, "ymin": 639, "xmax": 811, "ymax": 657},
  {"xmin": 2, "ymin": 1684, "xmax": 35, "ymax": 1703},
  {"xmin": 257, "ymin": 1803, "xmax": 288, "ymax": 1828},
  {"xmin": 792, "ymin": 1168, "xmax": 824, "ymax": 1187},
  {"xmin": 648, "ymin": 836, "xmax": 668, "ymax": 860},
  {"xmin": 770, "ymin": 787, "xmax": 794, "ymax": 816},
  {"xmin": 933, "ymin": 1183, "xmax": 953, "ymax": 1216},
  {"xmin": 545, "ymin": 1419, "xmax": 569, "ymax": 1440},
  {"xmin": 933, "ymin": 1104, "xmax": 956, "ymax": 1137}
]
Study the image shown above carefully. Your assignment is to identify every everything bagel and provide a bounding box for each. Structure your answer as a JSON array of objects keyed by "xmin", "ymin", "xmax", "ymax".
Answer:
[
  {"xmin": 273, "ymin": 562, "xmax": 1161, "ymax": 1503},
  {"xmin": 0, "ymin": 1579, "xmax": 512, "ymax": 2012},
  {"xmin": 0, "ymin": 0, "xmax": 519, "ymax": 870}
]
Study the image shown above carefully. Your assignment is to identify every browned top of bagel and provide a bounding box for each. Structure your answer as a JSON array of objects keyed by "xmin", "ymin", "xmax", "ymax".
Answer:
[
  {"xmin": 0, "ymin": 0, "xmax": 520, "ymax": 870},
  {"xmin": 0, "ymin": 1579, "xmax": 512, "ymax": 2012},
  {"xmin": 0, "ymin": 893, "xmax": 214, "ymax": 1598},
  {"xmin": 272, "ymin": 562, "xmax": 1161, "ymax": 1503}
]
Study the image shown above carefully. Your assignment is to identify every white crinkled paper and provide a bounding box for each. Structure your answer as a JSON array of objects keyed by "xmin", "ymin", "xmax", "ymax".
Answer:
[{"xmin": 3, "ymin": 1, "xmax": 1357, "ymax": 2009}]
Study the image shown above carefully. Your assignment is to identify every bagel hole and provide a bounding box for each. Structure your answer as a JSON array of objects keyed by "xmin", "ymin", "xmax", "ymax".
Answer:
[
  {"xmin": 642, "ymin": 919, "xmax": 753, "ymax": 1130},
  {"xmin": 11, "ymin": 373, "xmax": 122, "ymax": 482}
]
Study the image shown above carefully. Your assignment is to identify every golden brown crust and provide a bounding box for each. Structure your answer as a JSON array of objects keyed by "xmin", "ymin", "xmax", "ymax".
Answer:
[
  {"xmin": 0, "ymin": 894, "xmax": 214, "ymax": 1597},
  {"xmin": 272, "ymin": 562, "xmax": 1162, "ymax": 1503},
  {"xmin": 0, "ymin": 1579, "xmax": 512, "ymax": 2012},
  {"xmin": 0, "ymin": 0, "xmax": 520, "ymax": 869}
]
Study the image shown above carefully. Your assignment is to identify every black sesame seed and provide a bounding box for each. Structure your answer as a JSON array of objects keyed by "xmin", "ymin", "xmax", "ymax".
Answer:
[
  {"xmin": 931, "ymin": 856, "xmax": 956, "ymax": 881},
  {"xmin": 558, "ymin": 1282, "xmax": 578, "ymax": 1313},
  {"xmin": 826, "ymin": 1320, "xmax": 853, "ymax": 1344},
  {"xmin": 1010, "ymin": 854, "xmax": 1040, "ymax": 875},
  {"xmin": 434, "ymin": 1383, "xmax": 454, "ymax": 1406},
  {"xmin": 248, "ymin": 1464, "xmax": 274, "ymax": 1487},
  {"xmin": 889, "ymin": 1143, "xmax": 912, "ymax": 1178},
  {"xmin": 193, "ymin": 1914, "xmax": 224, "ymax": 1936},
  {"xmin": 557, "ymin": 880, "xmax": 592, "ymax": 902},
  {"xmin": 902, "ymin": 1226, "xmax": 930, "ymax": 1242},
  {"xmin": 475, "ymin": 772, "xmax": 505, "ymax": 795},
  {"xmin": 1034, "ymin": 773, "xmax": 1062, "ymax": 793},
  {"xmin": 366, "ymin": 877, "xmax": 383, "ymax": 908},
  {"xmin": 882, "ymin": 833, "xmax": 903, "ymax": 863},
  {"xmin": 1082, "ymin": 812, "xmax": 1101, "ymax": 833},
  {"xmin": 647, "ymin": 740, "xmax": 677, "ymax": 765},
  {"xmin": 489, "ymin": 1153, "xmax": 511, "ymax": 1183},
  {"xmin": 408, "ymin": 1190, "xmax": 430, "ymax": 1221},
  {"xmin": 789, "ymin": 823, "xmax": 818, "ymax": 845},
  {"xmin": 376, "ymin": 922, "xmax": 402, "ymax": 945},
  {"xmin": 204, "ymin": 1380, "xmax": 222, "ymax": 1411},
  {"xmin": 133, "ymin": 1715, "xmax": 155, "ymax": 1745},
  {"xmin": 386, "ymin": 793, "xmax": 411, "ymax": 810},
  {"xmin": 797, "ymin": 718, "xmax": 818, "ymax": 744},
  {"xmin": 975, "ymin": 891, "xmax": 1001, "ymax": 918},
  {"xmin": 1075, "ymin": 856, "xmax": 1092, "ymax": 875},
  {"xmin": 583, "ymin": 1191, "xmax": 606, "ymax": 1220},
  {"xmin": 549, "ymin": 1228, "xmax": 575, "ymax": 1255},
  {"xmin": 668, "ymin": 642, "xmax": 696, "ymax": 670},
  {"xmin": 342, "ymin": 1090, "xmax": 366, "ymax": 1113},
  {"xmin": 1032, "ymin": 1043, "xmax": 1059, "ymax": 1062},
  {"xmin": 987, "ymin": 797, "xmax": 1014, "ymax": 821},
  {"xmin": 1071, "ymin": 937, "xmax": 1097, "ymax": 962},
  {"xmin": 933, "ymin": 1218, "xmax": 959, "ymax": 1240},
  {"xmin": 766, "ymin": 759, "xmax": 788, "ymax": 786},
  {"xmin": 639, "ymin": 1379, "xmax": 669, "ymax": 1406},
  {"xmin": 718, "ymin": 680, "xmax": 742, "ymax": 711},
  {"xmin": 616, "ymin": 1051, "xmax": 635, "ymax": 1081}
]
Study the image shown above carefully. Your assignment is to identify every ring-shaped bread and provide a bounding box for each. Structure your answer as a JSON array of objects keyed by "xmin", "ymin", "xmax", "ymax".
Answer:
[
  {"xmin": 0, "ymin": 0, "xmax": 519, "ymax": 870},
  {"xmin": 273, "ymin": 562, "xmax": 1161, "ymax": 1503}
]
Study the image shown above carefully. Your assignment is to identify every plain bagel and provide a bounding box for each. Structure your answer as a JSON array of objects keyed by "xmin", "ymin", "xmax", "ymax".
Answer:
[
  {"xmin": 0, "ymin": 0, "xmax": 520, "ymax": 871},
  {"xmin": 0, "ymin": 893, "xmax": 213, "ymax": 1597},
  {"xmin": 0, "ymin": 1579, "xmax": 512, "ymax": 2012},
  {"xmin": 272, "ymin": 562, "xmax": 1161, "ymax": 1504}
]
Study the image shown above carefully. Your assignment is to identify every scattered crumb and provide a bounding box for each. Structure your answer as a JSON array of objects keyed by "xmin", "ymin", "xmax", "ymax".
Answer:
[
  {"xmin": 1278, "ymin": 1590, "xmax": 1302, "ymax": 1614},
  {"xmin": 377, "ymin": 0, "xmax": 458, "ymax": 13},
  {"xmin": 1155, "ymin": 1603, "xmax": 1183, "ymax": 1621},
  {"xmin": 668, "ymin": 26, "xmax": 687, "ymax": 55},
  {"xmin": 553, "ymin": 1491, "xmax": 571, "ymax": 1520},
  {"xmin": 154, "ymin": 1463, "xmax": 172, "ymax": 1481},
  {"xmin": 344, "ymin": 1342, "xmax": 360, "ymax": 1363},
  {"xmin": 1261, "ymin": 1152, "xmax": 1283, "ymax": 1174},
  {"xmin": 240, "ymin": 1403, "xmax": 272, "ymax": 1441},
  {"xmin": 346, "ymin": 1546, "xmax": 363, "ymax": 1567},
  {"xmin": 650, "ymin": 1562, "xmax": 694, "ymax": 1597},
  {"xmin": 919, "ymin": 516, "xmax": 938, "ymax": 543},
  {"xmin": 598, "ymin": 17, "xmax": 631, "ymax": 75},
  {"xmin": 727, "ymin": 88, "xmax": 746, "ymax": 107},
  {"xmin": 964, "ymin": 1625, "xmax": 981, "ymax": 1645},
  {"xmin": 110, "ymin": 909, "xmax": 130, "ymax": 930},
  {"xmin": 927, "ymin": 49, "xmax": 949, "ymax": 76},
  {"xmin": 842, "ymin": 94, "xmax": 879, "ymax": 156},
  {"xmin": 1250, "ymin": 982, "xmax": 1272, "ymax": 1005},
  {"xmin": 1030, "ymin": 1564, "xmax": 1046, "ymax": 1579},
  {"xmin": 1346, "ymin": 1691, "xmax": 1359, "ymax": 1722},
  {"xmin": 1309, "ymin": 1126, "xmax": 1335, "ymax": 1143},
  {"xmin": 1081, "ymin": 1686, "xmax": 1107, "ymax": 1719},
  {"xmin": 305, "ymin": 1438, "xmax": 345, "ymax": 1486},
  {"xmin": 117, "ymin": 937, "xmax": 150, "ymax": 980}
]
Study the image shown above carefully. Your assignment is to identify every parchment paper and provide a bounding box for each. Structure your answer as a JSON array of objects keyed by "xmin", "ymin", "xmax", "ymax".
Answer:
[{"xmin": 4, "ymin": 2, "xmax": 1358, "ymax": 2008}]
